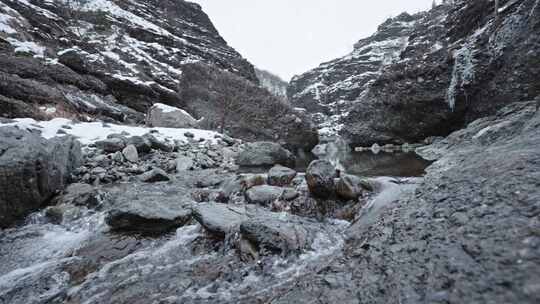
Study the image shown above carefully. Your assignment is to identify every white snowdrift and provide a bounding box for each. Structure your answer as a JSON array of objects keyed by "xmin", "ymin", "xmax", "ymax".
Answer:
[{"xmin": 0, "ymin": 118, "xmax": 221, "ymax": 145}]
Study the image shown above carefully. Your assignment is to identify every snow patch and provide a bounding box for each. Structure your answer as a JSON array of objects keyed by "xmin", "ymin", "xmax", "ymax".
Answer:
[{"xmin": 0, "ymin": 118, "xmax": 221, "ymax": 145}]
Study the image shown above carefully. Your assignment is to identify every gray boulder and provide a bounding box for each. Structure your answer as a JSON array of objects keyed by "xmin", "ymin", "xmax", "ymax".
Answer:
[
  {"xmin": 122, "ymin": 145, "xmax": 139, "ymax": 163},
  {"xmin": 236, "ymin": 142, "xmax": 295, "ymax": 168},
  {"xmin": 56, "ymin": 183, "xmax": 101, "ymax": 208},
  {"xmin": 240, "ymin": 214, "xmax": 316, "ymax": 254},
  {"xmin": 0, "ymin": 127, "xmax": 82, "ymax": 228},
  {"xmin": 245, "ymin": 185, "xmax": 284, "ymax": 206},
  {"xmin": 126, "ymin": 136, "xmax": 152, "ymax": 154},
  {"xmin": 192, "ymin": 203, "xmax": 248, "ymax": 236},
  {"xmin": 267, "ymin": 165, "xmax": 297, "ymax": 186},
  {"xmin": 176, "ymin": 156, "xmax": 195, "ymax": 171},
  {"xmin": 95, "ymin": 138, "xmax": 125, "ymax": 153},
  {"xmin": 146, "ymin": 103, "xmax": 200, "ymax": 128},
  {"xmin": 142, "ymin": 134, "xmax": 174, "ymax": 152},
  {"xmin": 336, "ymin": 174, "xmax": 368, "ymax": 201},
  {"xmin": 139, "ymin": 168, "xmax": 171, "ymax": 183},
  {"xmin": 106, "ymin": 191, "xmax": 192, "ymax": 234},
  {"xmin": 306, "ymin": 160, "xmax": 336, "ymax": 199}
]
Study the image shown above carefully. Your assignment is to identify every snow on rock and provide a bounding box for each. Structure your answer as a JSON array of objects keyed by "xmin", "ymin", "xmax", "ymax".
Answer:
[
  {"xmin": 0, "ymin": 118, "xmax": 221, "ymax": 145},
  {"xmin": 287, "ymin": 12, "xmax": 419, "ymax": 136},
  {"xmin": 0, "ymin": 0, "xmax": 257, "ymax": 122}
]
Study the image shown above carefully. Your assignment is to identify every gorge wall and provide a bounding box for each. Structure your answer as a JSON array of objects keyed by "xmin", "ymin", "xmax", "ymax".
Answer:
[{"xmin": 288, "ymin": 0, "xmax": 540, "ymax": 146}]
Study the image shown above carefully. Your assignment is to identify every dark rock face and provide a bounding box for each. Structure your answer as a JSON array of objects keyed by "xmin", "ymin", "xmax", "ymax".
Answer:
[
  {"xmin": 289, "ymin": 1, "xmax": 540, "ymax": 145},
  {"xmin": 287, "ymin": 12, "xmax": 421, "ymax": 136},
  {"xmin": 0, "ymin": 127, "xmax": 81, "ymax": 228},
  {"xmin": 236, "ymin": 142, "xmax": 296, "ymax": 168},
  {"xmin": 342, "ymin": 0, "xmax": 540, "ymax": 146},
  {"xmin": 305, "ymin": 160, "xmax": 336, "ymax": 199}
]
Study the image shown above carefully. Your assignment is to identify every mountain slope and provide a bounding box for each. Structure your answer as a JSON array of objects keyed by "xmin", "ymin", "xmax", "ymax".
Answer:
[
  {"xmin": 255, "ymin": 68, "xmax": 288, "ymax": 99},
  {"xmin": 288, "ymin": 0, "xmax": 540, "ymax": 145},
  {"xmin": 0, "ymin": 0, "xmax": 318, "ymax": 149}
]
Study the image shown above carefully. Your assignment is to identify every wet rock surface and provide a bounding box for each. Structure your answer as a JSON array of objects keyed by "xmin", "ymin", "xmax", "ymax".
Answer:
[
  {"xmin": 271, "ymin": 101, "xmax": 540, "ymax": 304},
  {"xmin": 0, "ymin": 127, "xmax": 81, "ymax": 228},
  {"xmin": 305, "ymin": 160, "xmax": 336, "ymax": 199}
]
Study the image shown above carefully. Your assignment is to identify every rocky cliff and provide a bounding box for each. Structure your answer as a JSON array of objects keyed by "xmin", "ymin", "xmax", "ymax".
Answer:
[
  {"xmin": 289, "ymin": 0, "xmax": 540, "ymax": 145},
  {"xmin": 0, "ymin": 0, "xmax": 317, "ymax": 148}
]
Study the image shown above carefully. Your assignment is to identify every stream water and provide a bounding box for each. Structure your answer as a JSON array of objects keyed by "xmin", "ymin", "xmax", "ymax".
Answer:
[{"xmin": 296, "ymin": 140, "xmax": 432, "ymax": 177}]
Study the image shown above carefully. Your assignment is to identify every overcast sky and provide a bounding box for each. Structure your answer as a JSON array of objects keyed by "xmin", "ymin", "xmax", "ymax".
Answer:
[{"xmin": 192, "ymin": 0, "xmax": 434, "ymax": 80}]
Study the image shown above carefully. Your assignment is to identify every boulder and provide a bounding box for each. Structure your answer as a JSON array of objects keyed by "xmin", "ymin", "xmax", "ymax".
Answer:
[
  {"xmin": 267, "ymin": 165, "xmax": 297, "ymax": 186},
  {"xmin": 335, "ymin": 174, "xmax": 367, "ymax": 201},
  {"xmin": 176, "ymin": 156, "xmax": 195, "ymax": 171},
  {"xmin": 240, "ymin": 215, "xmax": 313, "ymax": 254},
  {"xmin": 95, "ymin": 138, "xmax": 125, "ymax": 153},
  {"xmin": 146, "ymin": 103, "xmax": 200, "ymax": 128},
  {"xmin": 192, "ymin": 203, "xmax": 247, "ymax": 236},
  {"xmin": 305, "ymin": 160, "xmax": 336, "ymax": 199},
  {"xmin": 0, "ymin": 127, "xmax": 82, "ymax": 228},
  {"xmin": 142, "ymin": 134, "xmax": 174, "ymax": 152},
  {"xmin": 236, "ymin": 142, "xmax": 295, "ymax": 168},
  {"xmin": 245, "ymin": 185, "xmax": 284, "ymax": 206},
  {"xmin": 122, "ymin": 145, "xmax": 139, "ymax": 163},
  {"xmin": 219, "ymin": 174, "xmax": 267, "ymax": 201},
  {"xmin": 126, "ymin": 136, "xmax": 152, "ymax": 154},
  {"xmin": 139, "ymin": 168, "xmax": 171, "ymax": 183},
  {"xmin": 106, "ymin": 192, "xmax": 192, "ymax": 234},
  {"xmin": 56, "ymin": 183, "xmax": 101, "ymax": 208}
]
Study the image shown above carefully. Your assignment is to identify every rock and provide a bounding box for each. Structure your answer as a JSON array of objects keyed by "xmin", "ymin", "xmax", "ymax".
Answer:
[
  {"xmin": 240, "ymin": 214, "xmax": 312, "ymax": 254},
  {"xmin": 146, "ymin": 103, "xmax": 200, "ymax": 128},
  {"xmin": 139, "ymin": 168, "xmax": 171, "ymax": 183},
  {"xmin": 195, "ymin": 152, "xmax": 216, "ymax": 169},
  {"xmin": 0, "ymin": 127, "xmax": 81, "ymax": 228},
  {"xmin": 112, "ymin": 151, "xmax": 124, "ymax": 163},
  {"xmin": 219, "ymin": 174, "xmax": 267, "ymax": 201},
  {"xmin": 236, "ymin": 142, "xmax": 296, "ymax": 168},
  {"xmin": 143, "ymin": 134, "xmax": 174, "ymax": 152},
  {"xmin": 267, "ymin": 165, "xmax": 297, "ymax": 186},
  {"xmin": 122, "ymin": 145, "xmax": 139, "ymax": 163},
  {"xmin": 95, "ymin": 138, "xmax": 125, "ymax": 153},
  {"xmin": 184, "ymin": 131, "xmax": 195, "ymax": 138},
  {"xmin": 106, "ymin": 188, "xmax": 192, "ymax": 234},
  {"xmin": 126, "ymin": 136, "xmax": 152, "ymax": 154},
  {"xmin": 192, "ymin": 203, "xmax": 247, "ymax": 236},
  {"xmin": 336, "ymin": 174, "xmax": 366, "ymax": 201},
  {"xmin": 245, "ymin": 185, "xmax": 284, "ymax": 206},
  {"xmin": 176, "ymin": 156, "xmax": 195, "ymax": 171},
  {"xmin": 57, "ymin": 183, "xmax": 101, "ymax": 207},
  {"xmin": 306, "ymin": 160, "xmax": 336, "ymax": 199},
  {"xmin": 44, "ymin": 204, "xmax": 85, "ymax": 225}
]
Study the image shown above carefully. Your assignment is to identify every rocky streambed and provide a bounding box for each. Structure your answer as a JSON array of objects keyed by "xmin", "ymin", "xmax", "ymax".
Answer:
[
  {"xmin": 1, "ymin": 100, "xmax": 539, "ymax": 304},
  {"xmin": 0, "ymin": 117, "xmax": 424, "ymax": 304}
]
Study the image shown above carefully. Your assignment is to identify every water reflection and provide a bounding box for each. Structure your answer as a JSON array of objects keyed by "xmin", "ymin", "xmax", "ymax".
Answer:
[{"xmin": 298, "ymin": 141, "xmax": 432, "ymax": 177}]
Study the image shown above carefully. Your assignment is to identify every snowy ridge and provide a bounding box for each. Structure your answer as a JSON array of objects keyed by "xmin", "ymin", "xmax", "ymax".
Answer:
[
  {"xmin": 287, "ymin": 12, "xmax": 421, "ymax": 136},
  {"xmin": 0, "ymin": 0, "xmax": 257, "ymax": 122}
]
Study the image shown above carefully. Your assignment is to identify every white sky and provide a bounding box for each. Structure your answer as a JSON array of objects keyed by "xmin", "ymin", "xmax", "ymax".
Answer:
[{"xmin": 192, "ymin": 0, "xmax": 434, "ymax": 80}]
